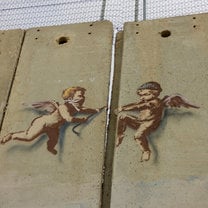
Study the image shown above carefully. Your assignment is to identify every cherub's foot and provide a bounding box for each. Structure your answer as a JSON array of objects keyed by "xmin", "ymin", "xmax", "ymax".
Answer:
[
  {"xmin": 116, "ymin": 134, "xmax": 124, "ymax": 147},
  {"xmin": 0, "ymin": 133, "xmax": 12, "ymax": 144},
  {"xmin": 47, "ymin": 147, "xmax": 57, "ymax": 155},
  {"xmin": 141, "ymin": 150, "xmax": 151, "ymax": 162}
]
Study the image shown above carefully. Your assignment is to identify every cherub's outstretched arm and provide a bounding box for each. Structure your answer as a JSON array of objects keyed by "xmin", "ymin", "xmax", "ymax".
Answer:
[
  {"xmin": 114, "ymin": 102, "xmax": 139, "ymax": 115},
  {"xmin": 71, "ymin": 106, "xmax": 106, "ymax": 136},
  {"xmin": 58, "ymin": 105, "xmax": 87, "ymax": 123},
  {"xmin": 121, "ymin": 102, "xmax": 139, "ymax": 111},
  {"xmin": 79, "ymin": 106, "xmax": 106, "ymax": 114}
]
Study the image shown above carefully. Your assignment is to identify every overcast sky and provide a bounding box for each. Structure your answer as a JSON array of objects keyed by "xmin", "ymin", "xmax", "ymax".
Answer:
[{"xmin": 0, "ymin": 0, "xmax": 208, "ymax": 30}]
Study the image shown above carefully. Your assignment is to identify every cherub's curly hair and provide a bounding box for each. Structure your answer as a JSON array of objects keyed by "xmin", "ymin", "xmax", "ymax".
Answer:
[
  {"xmin": 138, "ymin": 81, "xmax": 162, "ymax": 92},
  {"xmin": 62, "ymin": 87, "xmax": 86, "ymax": 100}
]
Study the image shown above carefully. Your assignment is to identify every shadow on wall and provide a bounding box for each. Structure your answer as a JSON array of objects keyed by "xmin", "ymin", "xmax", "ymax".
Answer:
[
  {"xmin": 6, "ymin": 110, "xmax": 102, "ymax": 163},
  {"xmin": 149, "ymin": 108, "xmax": 195, "ymax": 164}
]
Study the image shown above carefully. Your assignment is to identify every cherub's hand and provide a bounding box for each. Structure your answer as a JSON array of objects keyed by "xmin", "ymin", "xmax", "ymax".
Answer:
[
  {"xmin": 50, "ymin": 100, "xmax": 59, "ymax": 109},
  {"xmin": 96, "ymin": 106, "xmax": 107, "ymax": 112},
  {"xmin": 72, "ymin": 117, "xmax": 89, "ymax": 123},
  {"xmin": 80, "ymin": 117, "xmax": 88, "ymax": 122},
  {"xmin": 114, "ymin": 107, "xmax": 122, "ymax": 115}
]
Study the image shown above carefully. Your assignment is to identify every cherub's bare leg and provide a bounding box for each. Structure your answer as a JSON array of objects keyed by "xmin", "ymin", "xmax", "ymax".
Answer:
[
  {"xmin": 135, "ymin": 137, "xmax": 151, "ymax": 162},
  {"xmin": 1, "ymin": 117, "xmax": 45, "ymax": 144},
  {"xmin": 134, "ymin": 121, "xmax": 153, "ymax": 162},
  {"xmin": 117, "ymin": 113, "xmax": 139, "ymax": 147},
  {"xmin": 46, "ymin": 128, "xmax": 59, "ymax": 155}
]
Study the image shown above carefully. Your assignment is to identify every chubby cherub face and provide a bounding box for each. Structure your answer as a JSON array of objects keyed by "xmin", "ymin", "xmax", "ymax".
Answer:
[
  {"xmin": 73, "ymin": 90, "xmax": 85, "ymax": 105},
  {"xmin": 137, "ymin": 89, "xmax": 159, "ymax": 101}
]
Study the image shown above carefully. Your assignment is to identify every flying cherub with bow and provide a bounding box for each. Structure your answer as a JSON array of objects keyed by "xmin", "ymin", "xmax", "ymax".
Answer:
[
  {"xmin": 115, "ymin": 81, "xmax": 199, "ymax": 162},
  {"xmin": 0, "ymin": 87, "xmax": 105, "ymax": 155}
]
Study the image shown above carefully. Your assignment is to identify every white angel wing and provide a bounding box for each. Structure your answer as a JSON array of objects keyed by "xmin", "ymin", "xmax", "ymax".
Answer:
[
  {"xmin": 23, "ymin": 100, "xmax": 59, "ymax": 113},
  {"xmin": 162, "ymin": 94, "xmax": 199, "ymax": 109}
]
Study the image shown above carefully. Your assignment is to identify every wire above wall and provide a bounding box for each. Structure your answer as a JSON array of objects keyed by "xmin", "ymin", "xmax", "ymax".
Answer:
[{"xmin": 0, "ymin": 0, "xmax": 208, "ymax": 30}]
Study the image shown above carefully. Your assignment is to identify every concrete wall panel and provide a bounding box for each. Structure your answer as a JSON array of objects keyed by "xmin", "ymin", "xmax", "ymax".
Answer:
[
  {"xmin": 111, "ymin": 13, "xmax": 208, "ymax": 208},
  {"xmin": 0, "ymin": 29, "xmax": 24, "ymax": 126},
  {"xmin": 0, "ymin": 21, "xmax": 113, "ymax": 208}
]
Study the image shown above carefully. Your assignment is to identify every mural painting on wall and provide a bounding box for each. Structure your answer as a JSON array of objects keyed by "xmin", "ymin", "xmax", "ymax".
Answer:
[
  {"xmin": 115, "ymin": 81, "xmax": 199, "ymax": 162},
  {"xmin": 0, "ymin": 87, "xmax": 105, "ymax": 155}
]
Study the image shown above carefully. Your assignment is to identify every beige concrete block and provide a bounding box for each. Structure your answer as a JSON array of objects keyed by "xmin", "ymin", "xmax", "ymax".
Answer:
[
  {"xmin": 0, "ymin": 21, "xmax": 113, "ymax": 208},
  {"xmin": 111, "ymin": 13, "xmax": 208, "ymax": 208},
  {"xmin": 0, "ymin": 29, "xmax": 24, "ymax": 126}
]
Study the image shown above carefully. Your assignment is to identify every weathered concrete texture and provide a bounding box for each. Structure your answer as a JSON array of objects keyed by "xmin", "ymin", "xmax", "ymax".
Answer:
[
  {"xmin": 0, "ymin": 21, "xmax": 113, "ymax": 208},
  {"xmin": 111, "ymin": 13, "xmax": 208, "ymax": 208},
  {"xmin": 0, "ymin": 29, "xmax": 24, "ymax": 126}
]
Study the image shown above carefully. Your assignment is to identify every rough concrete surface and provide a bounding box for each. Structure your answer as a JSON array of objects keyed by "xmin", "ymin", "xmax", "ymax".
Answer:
[
  {"xmin": 111, "ymin": 13, "xmax": 208, "ymax": 208},
  {"xmin": 0, "ymin": 21, "xmax": 113, "ymax": 208},
  {"xmin": 0, "ymin": 29, "xmax": 24, "ymax": 126}
]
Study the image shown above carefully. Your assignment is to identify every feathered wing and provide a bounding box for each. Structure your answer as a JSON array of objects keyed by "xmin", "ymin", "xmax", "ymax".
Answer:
[
  {"xmin": 162, "ymin": 94, "xmax": 200, "ymax": 109},
  {"xmin": 22, "ymin": 100, "xmax": 59, "ymax": 113}
]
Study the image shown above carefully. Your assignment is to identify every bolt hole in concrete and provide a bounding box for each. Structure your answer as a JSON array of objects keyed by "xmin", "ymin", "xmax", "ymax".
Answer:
[
  {"xmin": 136, "ymin": 32, "xmax": 139, "ymax": 34},
  {"xmin": 57, "ymin": 36, "xmax": 69, "ymax": 45},
  {"xmin": 89, "ymin": 24, "xmax": 93, "ymax": 26},
  {"xmin": 88, "ymin": 32, "xmax": 92, "ymax": 35},
  {"xmin": 37, "ymin": 29, "xmax": 40, "ymax": 32},
  {"xmin": 160, "ymin": 30, "xmax": 171, "ymax": 38},
  {"xmin": 193, "ymin": 17, "xmax": 196, "ymax": 19},
  {"xmin": 136, "ymin": 23, "xmax": 139, "ymax": 26},
  {"xmin": 193, "ymin": 25, "xmax": 196, "ymax": 28}
]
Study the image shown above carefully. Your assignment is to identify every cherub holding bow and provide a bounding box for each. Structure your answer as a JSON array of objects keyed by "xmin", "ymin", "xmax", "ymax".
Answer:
[
  {"xmin": 115, "ymin": 81, "xmax": 199, "ymax": 162},
  {"xmin": 0, "ymin": 87, "xmax": 105, "ymax": 155}
]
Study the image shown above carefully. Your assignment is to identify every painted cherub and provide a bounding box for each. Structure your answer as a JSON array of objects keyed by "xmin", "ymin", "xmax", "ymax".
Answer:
[
  {"xmin": 115, "ymin": 81, "xmax": 199, "ymax": 162},
  {"xmin": 0, "ymin": 87, "xmax": 104, "ymax": 155}
]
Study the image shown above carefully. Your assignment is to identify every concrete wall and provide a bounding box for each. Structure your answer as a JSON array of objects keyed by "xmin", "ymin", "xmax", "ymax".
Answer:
[
  {"xmin": 0, "ymin": 29, "xmax": 24, "ymax": 126},
  {"xmin": 0, "ymin": 21, "xmax": 113, "ymax": 208},
  {"xmin": 1, "ymin": 13, "xmax": 208, "ymax": 208},
  {"xmin": 111, "ymin": 13, "xmax": 208, "ymax": 208}
]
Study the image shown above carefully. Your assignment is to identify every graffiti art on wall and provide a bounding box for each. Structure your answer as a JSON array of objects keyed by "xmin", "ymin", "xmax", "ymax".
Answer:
[
  {"xmin": 115, "ymin": 81, "xmax": 199, "ymax": 162},
  {"xmin": 0, "ymin": 87, "xmax": 105, "ymax": 155}
]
